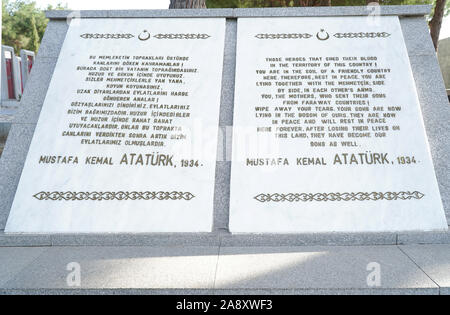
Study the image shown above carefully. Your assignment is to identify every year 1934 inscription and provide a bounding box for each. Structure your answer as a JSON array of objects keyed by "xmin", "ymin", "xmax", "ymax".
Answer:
[{"xmin": 229, "ymin": 16, "xmax": 447, "ymax": 233}]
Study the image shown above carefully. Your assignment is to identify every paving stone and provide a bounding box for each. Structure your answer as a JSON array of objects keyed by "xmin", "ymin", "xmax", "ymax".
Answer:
[
  {"xmin": 0, "ymin": 247, "xmax": 48, "ymax": 286},
  {"xmin": 215, "ymin": 246, "xmax": 437, "ymax": 290},
  {"xmin": 3, "ymin": 246, "xmax": 219, "ymax": 289},
  {"xmin": 400, "ymin": 245, "xmax": 450, "ymax": 291}
]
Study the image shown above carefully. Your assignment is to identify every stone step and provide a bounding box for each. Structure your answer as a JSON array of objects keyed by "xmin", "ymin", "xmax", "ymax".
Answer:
[
  {"xmin": 0, "ymin": 244, "xmax": 448, "ymax": 295},
  {"xmin": 0, "ymin": 228, "xmax": 448, "ymax": 247}
]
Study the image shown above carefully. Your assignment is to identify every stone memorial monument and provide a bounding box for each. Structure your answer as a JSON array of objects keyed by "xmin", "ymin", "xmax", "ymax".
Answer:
[
  {"xmin": 230, "ymin": 16, "xmax": 447, "ymax": 232},
  {"xmin": 6, "ymin": 18, "xmax": 226, "ymax": 233},
  {"xmin": 0, "ymin": 6, "xmax": 448, "ymax": 239}
]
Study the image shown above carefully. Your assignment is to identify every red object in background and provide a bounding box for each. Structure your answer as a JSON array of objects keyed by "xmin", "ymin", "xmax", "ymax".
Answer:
[
  {"xmin": 27, "ymin": 55, "xmax": 33, "ymax": 72},
  {"xmin": 19, "ymin": 60, "xmax": 24, "ymax": 93},
  {"xmin": 5, "ymin": 57, "xmax": 15, "ymax": 99}
]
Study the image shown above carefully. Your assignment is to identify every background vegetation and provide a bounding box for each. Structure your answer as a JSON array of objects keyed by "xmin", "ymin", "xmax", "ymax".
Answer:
[
  {"xmin": 206, "ymin": 0, "xmax": 448, "ymax": 12},
  {"xmin": 2, "ymin": 0, "xmax": 67, "ymax": 53}
]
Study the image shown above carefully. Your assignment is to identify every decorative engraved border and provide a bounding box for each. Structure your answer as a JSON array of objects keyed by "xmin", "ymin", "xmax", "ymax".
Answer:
[
  {"xmin": 33, "ymin": 191, "xmax": 195, "ymax": 201},
  {"xmin": 255, "ymin": 33, "xmax": 312, "ymax": 39},
  {"xmin": 333, "ymin": 32, "xmax": 391, "ymax": 39},
  {"xmin": 80, "ymin": 33, "xmax": 135, "ymax": 39},
  {"xmin": 153, "ymin": 33, "xmax": 211, "ymax": 39},
  {"xmin": 254, "ymin": 192, "xmax": 424, "ymax": 203}
]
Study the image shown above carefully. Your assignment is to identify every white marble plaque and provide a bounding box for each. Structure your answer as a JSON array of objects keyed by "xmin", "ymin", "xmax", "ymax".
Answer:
[
  {"xmin": 230, "ymin": 16, "xmax": 448, "ymax": 233},
  {"xmin": 6, "ymin": 18, "xmax": 226, "ymax": 233}
]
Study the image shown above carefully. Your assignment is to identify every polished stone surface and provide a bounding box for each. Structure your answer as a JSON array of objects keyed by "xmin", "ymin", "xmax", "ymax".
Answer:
[
  {"xmin": 2, "ymin": 246, "xmax": 219, "ymax": 289},
  {"xmin": 0, "ymin": 247, "xmax": 48, "ymax": 287},
  {"xmin": 0, "ymin": 244, "xmax": 447, "ymax": 294},
  {"xmin": 229, "ymin": 16, "xmax": 447, "ymax": 233},
  {"xmin": 215, "ymin": 246, "xmax": 437, "ymax": 290},
  {"xmin": 400, "ymin": 244, "xmax": 450, "ymax": 291},
  {"xmin": 409, "ymin": 54, "xmax": 450, "ymax": 223},
  {"xmin": 6, "ymin": 18, "xmax": 226, "ymax": 233}
]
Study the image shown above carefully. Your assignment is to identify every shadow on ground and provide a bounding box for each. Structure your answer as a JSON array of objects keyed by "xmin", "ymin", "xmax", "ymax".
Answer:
[{"xmin": 0, "ymin": 245, "xmax": 445, "ymax": 293}]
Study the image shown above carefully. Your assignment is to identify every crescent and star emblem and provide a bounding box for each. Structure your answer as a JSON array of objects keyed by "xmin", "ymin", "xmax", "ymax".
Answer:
[
  {"xmin": 316, "ymin": 29, "xmax": 330, "ymax": 41},
  {"xmin": 138, "ymin": 30, "xmax": 151, "ymax": 41}
]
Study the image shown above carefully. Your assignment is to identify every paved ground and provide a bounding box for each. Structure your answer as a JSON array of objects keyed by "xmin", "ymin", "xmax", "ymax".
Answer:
[
  {"xmin": 0, "ymin": 244, "xmax": 448, "ymax": 294},
  {"xmin": 0, "ymin": 106, "xmax": 17, "ymax": 122},
  {"xmin": 0, "ymin": 116, "xmax": 13, "ymax": 123}
]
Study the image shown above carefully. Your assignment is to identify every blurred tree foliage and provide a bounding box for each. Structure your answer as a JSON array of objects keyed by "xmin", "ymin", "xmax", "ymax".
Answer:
[
  {"xmin": 2, "ymin": 0, "xmax": 68, "ymax": 54},
  {"xmin": 206, "ymin": 0, "xmax": 447, "ymax": 15},
  {"xmin": 206, "ymin": 0, "xmax": 449, "ymax": 49}
]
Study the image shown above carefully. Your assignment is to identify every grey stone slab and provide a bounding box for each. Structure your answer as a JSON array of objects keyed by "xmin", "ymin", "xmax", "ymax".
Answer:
[
  {"xmin": 399, "ymin": 245, "xmax": 450, "ymax": 291},
  {"xmin": 45, "ymin": 6, "xmax": 432, "ymax": 19},
  {"xmin": 212, "ymin": 288, "xmax": 438, "ymax": 295},
  {"xmin": 0, "ymin": 247, "xmax": 48, "ymax": 286},
  {"xmin": 215, "ymin": 246, "xmax": 437, "ymax": 290},
  {"xmin": 1, "ymin": 230, "xmax": 449, "ymax": 247},
  {"xmin": 37, "ymin": 20, "xmax": 69, "ymax": 58},
  {"xmin": 0, "ymin": 234, "xmax": 52, "ymax": 247},
  {"xmin": 398, "ymin": 230, "xmax": 450, "ymax": 245},
  {"xmin": 12, "ymin": 105, "xmax": 42, "ymax": 125},
  {"xmin": 45, "ymin": 9, "xmax": 233, "ymax": 19},
  {"xmin": 220, "ymin": 233, "xmax": 397, "ymax": 246},
  {"xmin": 3, "ymin": 246, "xmax": 219, "ymax": 289},
  {"xmin": 13, "ymin": 58, "xmax": 57, "ymax": 124},
  {"xmin": 50, "ymin": 233, "xmax": 220, "ymax": 246},
  {"xmin": 0, "ymin": 288, "xmax": 215, "ymax": 295},
  {"xmin": 233, "ymin": 5, "xmax": 431, "ymax": 17},
  {"xmin": 409, "ymin": 55, "xmax": 450, "ymax": 222},
  {"xmin": 45, "ymin": 10, "xmax": 109, "ymax": 19},
  {"xmin": 107, "ymin": 9, "xmax": 235, "ymax": 18},
  {"xmin": 0, "ymin": 124, "xmax": 36, "ymax": 230},
  {"xmin": 400, "ymin": 16, "xmax": 436, "ymax": 57},
  {"xmin": 219, "ymin": 19, "xmax": 236, "ymax": 128},
  {"xmin": 213, "ymin": 162, "xmax": 231, "ymax": 232},
  {"xmin": 213, "ymin": 19, "xmax": 236, "ymax": 232},
  {"xmin": 0, "ymin": 287, "xmax": 438, "ymax": 295}
]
